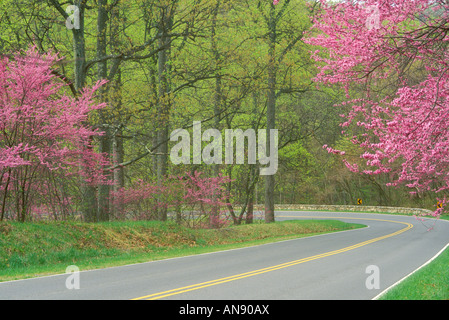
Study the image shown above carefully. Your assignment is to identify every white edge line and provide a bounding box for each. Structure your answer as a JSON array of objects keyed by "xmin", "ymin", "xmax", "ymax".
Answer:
[
  {"xmin": 372, "ymin": 241, "xmax": 449, "ymax": 300},
  {"xmin": 371, "ymin": 215, "xmax": 449, "ymax": 300}
]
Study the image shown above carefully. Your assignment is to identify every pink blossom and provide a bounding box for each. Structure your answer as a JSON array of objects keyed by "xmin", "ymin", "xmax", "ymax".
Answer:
[
  {"xmin": 0, "ymin": 47, "xmax": 108, "ymax": 221},
  {"xmin": 110, "ymin": 171, "xmax": 232, "ymax": 228},
  {"xmin": 307, "ymin": 0, "xmax": 449, "ymax": 217}
]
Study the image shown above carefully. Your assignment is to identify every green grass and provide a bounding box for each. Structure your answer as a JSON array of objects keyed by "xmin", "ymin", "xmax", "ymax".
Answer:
[
  {"xmin": 378, "ymin": 245, "xmax": 449, "ymax": 300},
  {"xmin": 0, "ymin": 219, "xmax": 364, "ymax": 282}
]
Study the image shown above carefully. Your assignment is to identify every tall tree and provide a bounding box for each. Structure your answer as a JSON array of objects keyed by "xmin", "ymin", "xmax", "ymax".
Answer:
[
  {"xmin": 49, "ymin": 0, "xmax": 99, "ymax": 221},
  {"xmin": 96, "ymin": 0, "xmax": 111, "ymax": 221},
  {"xmin": 156, "ymin": 1, "xmax": 175, "ymax": 221},
  {"xmin": 258, "ymin": 0, "xmax": 314, "ymax": 222}
]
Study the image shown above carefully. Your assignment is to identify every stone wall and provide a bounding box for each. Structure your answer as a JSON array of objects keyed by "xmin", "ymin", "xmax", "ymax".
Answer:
[{"xmin": 248, "ymin": 204, "xmax": 433, "ymax": 215}]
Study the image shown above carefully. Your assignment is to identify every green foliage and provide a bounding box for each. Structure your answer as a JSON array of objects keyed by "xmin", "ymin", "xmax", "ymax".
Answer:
[{"xmin": 0, "ymin": 0, "xmax": 440, "ymax": 222}]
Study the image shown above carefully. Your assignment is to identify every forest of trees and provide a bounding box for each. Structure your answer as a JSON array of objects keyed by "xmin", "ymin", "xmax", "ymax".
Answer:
[{"xmin": 0, "ymin": 0, "xmax": 444, "ymax": 225}]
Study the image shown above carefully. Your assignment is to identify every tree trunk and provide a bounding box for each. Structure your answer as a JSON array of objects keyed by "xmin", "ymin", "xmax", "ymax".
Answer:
[
  {"xmin": 210, "ymin": 0, "xmax": 222, "ymax": 228},
  {"xmin": 111, "ymin": 71, "xmax": 125, "ymax": 218},
  {"xmin": 246, "ymin": 191, "xmax": 254, "ymax": 224},
  {"xmin": 112, "ymin": 128, "xmax": 124, "ymax": 216},
  {"xmin": 70, "ymin": 1, "xmax": 97, "ymax": 222},
  {"xmin": 0, "ymin": 169, "xmax": 11, "ymax": 221},
  {"xmin": 156, "ymin": 6, "xmax": 173, "ymax": 221},
  {"xmin": 265, "ymin": 3, "xmax": 277, "ymax": 223},
  {"xmin": 109, "ymin": 5, "xmax": 125, "ymax": 218},
  {"xmin": 72, "ymin": 1, "xmax": 86, "ymax": 91},
  {"xmin": 96, "ymin": 0, "xmax": 110, "ymax": 222}
]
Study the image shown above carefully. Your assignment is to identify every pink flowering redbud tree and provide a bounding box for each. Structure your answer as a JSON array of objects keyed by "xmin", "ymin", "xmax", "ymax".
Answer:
[
  {"xmin": 110, "ymin": 179, "xmax": 160, "ymax": 220},
  {"xmin": 110, "ymin": 171, "xmax": 232, "ymax": 228},
  {"xmin": 0, "ymin": 48, "xmax": 108, "ymax": 221},
  {"xmin": 180, "ymin": 171, "xmax": 232, "ymax": 228},
  {"xmin": 306, "ymin": 0, "xmax": 449, "ymax": 217}
]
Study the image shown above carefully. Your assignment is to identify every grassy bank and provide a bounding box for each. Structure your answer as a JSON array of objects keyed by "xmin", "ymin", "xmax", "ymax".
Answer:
[
  {"xmin": 0, "ymin": 219, "xmax": 363, "ymax": 282},
  {"xmin": 378, "ymin": 245, "xmax": 449, "ymax": 300}
]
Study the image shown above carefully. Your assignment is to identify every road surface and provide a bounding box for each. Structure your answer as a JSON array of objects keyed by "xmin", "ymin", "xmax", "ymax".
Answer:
[{"xmin": 1, "ymin": 211, "xmax": 448, "ymax": 300}]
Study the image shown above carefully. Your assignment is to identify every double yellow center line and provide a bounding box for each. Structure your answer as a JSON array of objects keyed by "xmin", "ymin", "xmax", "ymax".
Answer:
[{"xmin": 132, "ymin": 216, "xmax": 413, "ymax": 300}]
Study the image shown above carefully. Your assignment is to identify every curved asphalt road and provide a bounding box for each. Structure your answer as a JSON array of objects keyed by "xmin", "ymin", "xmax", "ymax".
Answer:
[{"xmin": 1, "ymin": 211, "xmax": 448, "ymax": 300}]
